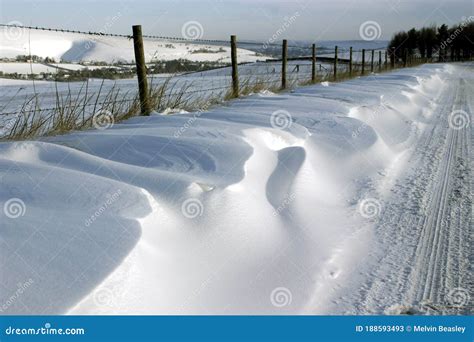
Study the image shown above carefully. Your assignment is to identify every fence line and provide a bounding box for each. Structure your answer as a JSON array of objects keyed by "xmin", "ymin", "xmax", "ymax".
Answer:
[
  {"xmin": 1, "ymin": 23, "xmax": 471, "ymax": 138},
  {"xmin": 0, "ymin": 23, "xmax": 317, "ymax": 50},
  {"xmin": 1, "ymin": 23, "xmax": 380, "ymax": 53}
]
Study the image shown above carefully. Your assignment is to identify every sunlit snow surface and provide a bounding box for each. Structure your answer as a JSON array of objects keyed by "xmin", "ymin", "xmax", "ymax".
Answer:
[{"xmin": 1, "ymin": 63, "xmax": 472, "ymax": 315}]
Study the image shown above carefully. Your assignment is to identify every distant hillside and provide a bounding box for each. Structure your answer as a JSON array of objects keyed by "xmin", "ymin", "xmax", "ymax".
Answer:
[{"xmin": 0, "ymin": 27, "xmax": 264, "ymax": 64}]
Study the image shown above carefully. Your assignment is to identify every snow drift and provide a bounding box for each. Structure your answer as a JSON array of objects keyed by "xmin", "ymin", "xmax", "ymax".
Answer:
[{"xmin": 0, "ymin": 63, "xmax": 460, "ymax": 314}]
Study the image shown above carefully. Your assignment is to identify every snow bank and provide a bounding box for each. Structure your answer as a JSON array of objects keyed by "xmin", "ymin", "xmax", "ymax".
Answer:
[{"xmin": 0, "ymin": 64, "xmax": 452, "ymax": 314}]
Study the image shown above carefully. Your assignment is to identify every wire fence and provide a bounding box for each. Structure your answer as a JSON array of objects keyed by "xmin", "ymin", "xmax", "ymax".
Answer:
[
  {"xmin": 1, "ymin": 23, "xmax": 456, "ymax": 138},
  {"xmin": 0, "ymin": 23, "xmax": 321, "ymax": 50}
]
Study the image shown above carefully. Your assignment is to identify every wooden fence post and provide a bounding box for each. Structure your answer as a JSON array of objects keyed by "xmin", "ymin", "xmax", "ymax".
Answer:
[
  {"xmin": 390, "ymin": 48, "xmax": 395, "ymax": 68},
  {"xmin": 311, "ymin": 43, "xmax": 316, "ymax": 83},
  {"xmin": 281, "ymin": 39, "xmax": 288, "ymax": 89},
  {"xmin": 230, "ymin": 35, "xmax": 239, "ymax": 98},
  {"xmin": 385, "ymin": 51, "xmax": 388, "ymax": 69},
  {"xmin": 349, "ymin": 47, "xmax": 353, "ymax": 76},
  {"xmin": 334, "ymin": 45, "xmax": 338, "ymax": 80},
  {"xmin": 361, "ymin": 49, "xmax": 365, "ymax": 75},
  {"xmin": 132, "ymin": 25, "xmax": 151, "ymax": 115},
  {"xmin": 371, "ymin": 49, "xmax": 374, "ymax": 72},
  {"xmin": 378, "ymin": 51, "xmax": 382, "ymax": 71}
]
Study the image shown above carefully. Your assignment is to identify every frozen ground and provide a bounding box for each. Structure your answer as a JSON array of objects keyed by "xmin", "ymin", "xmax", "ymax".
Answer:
[{"xmin": 0, "ymin": 62, "xmax": 472, "ymax": 315}]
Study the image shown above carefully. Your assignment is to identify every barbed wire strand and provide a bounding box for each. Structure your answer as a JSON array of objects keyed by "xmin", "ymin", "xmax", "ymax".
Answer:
[
  {"xmin": 1, "ymin": 23, "xmax": 387, "ymax": 120},
  {"xmin": 0, "ymin": 23, "xmax": 386, "ymax": 51}
]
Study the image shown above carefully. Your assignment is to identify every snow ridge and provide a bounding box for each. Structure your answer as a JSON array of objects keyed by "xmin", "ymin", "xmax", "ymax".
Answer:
[{"xmin": 1, "ymin": 63, "xmax": 470, "ymax": 315}]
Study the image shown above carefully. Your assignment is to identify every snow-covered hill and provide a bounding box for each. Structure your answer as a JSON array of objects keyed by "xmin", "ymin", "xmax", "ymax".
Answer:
[{"xmin": 0, "ymin": 27, "xmax": 263, "ymax": 63}]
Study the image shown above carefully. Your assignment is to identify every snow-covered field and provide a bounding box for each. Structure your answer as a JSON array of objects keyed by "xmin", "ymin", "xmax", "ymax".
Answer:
[
  {"xmin": 0, "ymin": 27, "xmax": 263, "ymax": 64},
  {"xmin": 0, "ymin": 62, "xmax": 472, "ymax": 315},
  {"xmin": 0, "ymin": 62, "xmax": 59, "ymax": 74},
  {"xmin": 0, "ymin": 60, "xmax": 329, "ymax": 121},
  {"xmin": 0, "ymin": 62, "xmax": 122, "ymax": 74}
]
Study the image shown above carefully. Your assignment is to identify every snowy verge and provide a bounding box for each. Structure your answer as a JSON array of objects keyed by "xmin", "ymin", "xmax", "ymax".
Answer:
[{"xmin": 0, "ymin": 64, "xmax": 455, "ymax": 314}]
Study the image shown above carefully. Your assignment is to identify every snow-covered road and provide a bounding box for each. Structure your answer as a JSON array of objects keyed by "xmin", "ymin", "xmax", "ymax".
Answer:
[
  {"xmin": 0, "ymin": 63, "xmax": 472, "ymax": 315},
  {"xmin": 319, "ymin": 64, "xmax": 473, "ymax": 315}
]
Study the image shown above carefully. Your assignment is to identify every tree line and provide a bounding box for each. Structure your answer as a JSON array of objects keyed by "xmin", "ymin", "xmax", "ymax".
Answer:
[{"xmin": 388, "ymin": 18, "xmax": 474, "ymax": 61}]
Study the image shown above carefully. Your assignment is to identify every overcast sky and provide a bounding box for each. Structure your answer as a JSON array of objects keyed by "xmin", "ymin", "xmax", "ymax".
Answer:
[{"xmin": 1, "ymin": 0, "xmax": 472, "ymax": 41}]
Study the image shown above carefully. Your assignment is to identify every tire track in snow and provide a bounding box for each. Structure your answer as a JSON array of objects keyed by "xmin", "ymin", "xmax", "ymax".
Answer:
[
  {"xmin": 343, "ymin": 67, "xmax": 472, "ymax": 315},
  {"xmin": 409, "ymin": 77, "xmax": 472, "ymax": 314}
]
